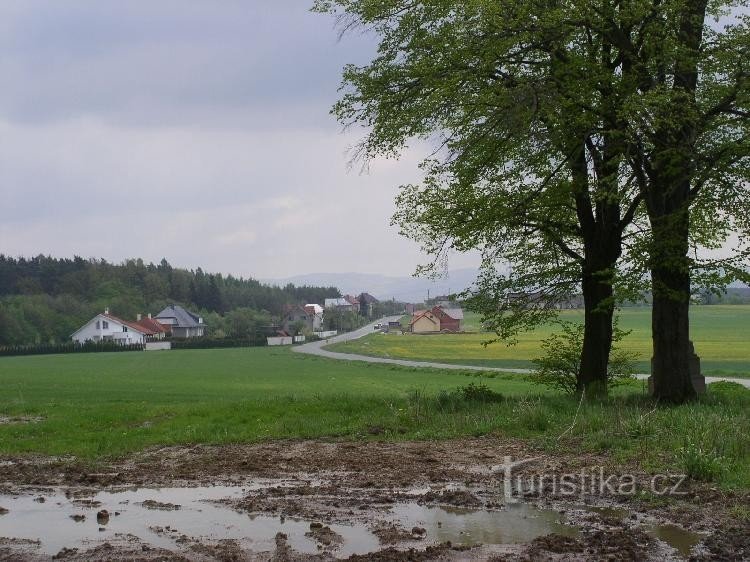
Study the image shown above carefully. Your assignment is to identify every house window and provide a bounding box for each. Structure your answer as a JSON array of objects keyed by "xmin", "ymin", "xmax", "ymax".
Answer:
[
  {"xmin": 96, "ymin": 321, "xmax": 100, "ymax": 329},
  {"xmin": 102, "ymin": 321, "xmax": 109, "ymax": 329},
  {"xmin": 123, "ymin": 326, "xmax": 128, "ymax": 332}
]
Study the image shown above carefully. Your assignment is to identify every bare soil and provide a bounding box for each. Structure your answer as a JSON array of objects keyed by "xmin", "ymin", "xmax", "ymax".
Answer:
[{"xmin": 1, "ymin": 437, "xmax": 748, "ymax": 561}]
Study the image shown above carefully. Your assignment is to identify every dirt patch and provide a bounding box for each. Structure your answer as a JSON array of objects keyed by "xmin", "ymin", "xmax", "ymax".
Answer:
[
  {"xmin": 0, "ymin": 438, "xmax": 748, "ymax": 560},
  {"xmin": 690, "ymin": 522, "xmax": 750, "ymax": 561},
  {"xmin": 0, "ymin": 416, "xmax": 44, "ymax": 426},
  {"xmin": 346, "ymin": 543, "xmax": 474, "ymax": 562},
  {"xmin": 418, "ymin": 489, "xmax": 482, "ymax": 507}
]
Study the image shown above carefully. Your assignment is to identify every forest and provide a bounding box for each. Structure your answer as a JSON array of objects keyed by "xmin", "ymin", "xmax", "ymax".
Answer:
[{"xmin": 0, "ymin": 255, "xmax": 340, "ymax": 345}]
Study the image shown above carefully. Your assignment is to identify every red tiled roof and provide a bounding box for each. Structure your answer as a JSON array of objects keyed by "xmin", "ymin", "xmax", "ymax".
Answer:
[
  {"xmin": 102, "ymin": 313, "xmax": 149, "ymax": 335},
  {"xmin": 134, "ymin": 317, "xmax": 169, "ymax": 335}
]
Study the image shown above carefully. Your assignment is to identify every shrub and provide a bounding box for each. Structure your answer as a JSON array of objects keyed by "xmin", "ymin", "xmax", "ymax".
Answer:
[
  {"xmin": 435, "ymin": 383, "xmax": 503, "ymax": 411},
  {"xmin": 530, "ymin": 320, "xmax": 636, "ymax": 395},
  {"xmin": 459, "ymin": 382, "xmax": 504, "ymax": 403}
]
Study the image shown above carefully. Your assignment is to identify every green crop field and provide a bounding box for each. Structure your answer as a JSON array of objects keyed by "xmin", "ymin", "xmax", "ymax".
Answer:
[
  {"xmin": 1, "ymin": 347, "xmax": 749, "ymax": 489},
  {"xmin": 329, "ymin": 305, "xmax": 750, "ymax": 377},
  {"xmin": 0, "ymin": 348, "xmax": 538, "ymax": 458}
]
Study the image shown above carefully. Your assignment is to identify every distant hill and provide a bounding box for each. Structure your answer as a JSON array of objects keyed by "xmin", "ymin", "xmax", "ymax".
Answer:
[{"xmin": 265, "ymin": 268, "xmax": 481, "ymax": 303}]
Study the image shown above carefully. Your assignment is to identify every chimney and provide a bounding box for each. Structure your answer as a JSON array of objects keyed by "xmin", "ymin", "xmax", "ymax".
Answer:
[
  {"xmin": 148, "ymin": 313, "xmax": 152, "ymax": 319},
  {"xmin": 137, "ymin": 313, "xmax": 142, "ymax": 321},
  {"xmin": 104, "ymin": 307, "xmax": 109, "ymax": 315}
]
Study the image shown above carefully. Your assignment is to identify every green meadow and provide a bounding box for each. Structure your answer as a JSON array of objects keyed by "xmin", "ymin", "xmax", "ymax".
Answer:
[
  {"xmin": 1, "ymin": 347, "xmax": 749, "ymax": 489},
  {"xmin": 329, "ymin": 305, "xmax": 750, "ymax": 377}
]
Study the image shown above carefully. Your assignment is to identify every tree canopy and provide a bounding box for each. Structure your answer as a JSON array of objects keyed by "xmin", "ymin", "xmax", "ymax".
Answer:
[
  {"xmin": 0, "ymin": 255, "xmax": 340, "ymax": 345},
  {"xmin": 316, "ymin": 0, "xmax": 749, "ymax": 401}
]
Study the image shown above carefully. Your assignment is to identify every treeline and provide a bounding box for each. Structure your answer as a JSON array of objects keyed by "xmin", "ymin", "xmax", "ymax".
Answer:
[{"xmin": 0, "ymin": 255, "xmax": 340, "ymax": 346}]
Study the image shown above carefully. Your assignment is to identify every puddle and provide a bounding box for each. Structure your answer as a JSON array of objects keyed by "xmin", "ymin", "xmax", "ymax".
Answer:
[
  {"xmin": 391, "ymin": 503, "xmax": 579, "ymax": 545},
  {"xmin": 0, "ymin": 484, "xmax": 582, "ymax": 557},
  {"xmin": 577, "ymin": 504, "xmax": 703, "ymax": 557},
  {"xmin": 645, "ymin": 523, "xmax": 703, "ymax": 558},
  {"xmin": 0, "ymin": 485, "xmax": 376, "ymax": 557}
]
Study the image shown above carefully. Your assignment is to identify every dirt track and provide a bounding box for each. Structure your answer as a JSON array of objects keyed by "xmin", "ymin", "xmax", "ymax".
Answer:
[{"xmin": 1, "ymin": 438, "xmax": 748, "ymax": 560}]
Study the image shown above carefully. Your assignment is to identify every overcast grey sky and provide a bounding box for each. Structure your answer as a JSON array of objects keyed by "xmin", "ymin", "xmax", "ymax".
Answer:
[{"xmin": 0, "ymin": 1, "xmax": 479, "ymax": 279}]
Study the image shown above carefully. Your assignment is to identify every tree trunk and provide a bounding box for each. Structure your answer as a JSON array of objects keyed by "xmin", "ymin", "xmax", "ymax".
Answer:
[
  {"xmin": 650, "ymin": 264, "xmax": 695, "ymax": 402},
  {"xmin": 644, "ymin": 0, "xmax": 706, "ymax": 404},
  {"xmin": 578, "ymin": 267, "xmax": 615, "ymax": 399},
  {"xmin": 648, "ymin": 206, "xmax": 697, "ymax": 403}
]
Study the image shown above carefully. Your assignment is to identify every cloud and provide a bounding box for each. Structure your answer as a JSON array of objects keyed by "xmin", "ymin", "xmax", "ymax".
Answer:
[{"xmin": 0, "ymin": 1, "xmax": 481, "ymax": 279}]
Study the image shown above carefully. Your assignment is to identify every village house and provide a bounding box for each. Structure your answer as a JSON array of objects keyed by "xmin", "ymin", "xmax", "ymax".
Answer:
[
  {"xmin": 154, "ymin": 304, "xmax": 206, "ymax": 338},
  {"xmin": 282, "ymin": 304, "xmax": 324, "ymax": 333},
  {"xmin": 134, "ymin": 313, "xmax": 169, "ymax": 340},
  {"xmin": 71, "ymin": 309, "xmax": 149, "ymax": 345},
  {"xmin": 409, "ymin": 309, "xmax": 441, "ymax": 333},
  {"xmin": 324, "ymin": 297, "xmax": 356, "ymax": 312},
  {"xmin": 409, "ymin": 306, "xmax": 464, "ymax": 333},
  {"xmin": 357, "ymin": 293, "xmax": 379, "ymax": 317}
]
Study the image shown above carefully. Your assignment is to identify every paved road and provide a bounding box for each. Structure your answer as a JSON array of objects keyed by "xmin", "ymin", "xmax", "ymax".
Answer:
[{"xmin": 292, "ymin": 317, "xmax": 750, "ymax": 388}]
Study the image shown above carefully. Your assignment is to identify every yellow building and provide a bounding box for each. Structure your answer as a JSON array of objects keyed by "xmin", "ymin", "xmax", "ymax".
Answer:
[{"xmin": 409, "ymin": 310, "xmax": 441, "ymax": 333}]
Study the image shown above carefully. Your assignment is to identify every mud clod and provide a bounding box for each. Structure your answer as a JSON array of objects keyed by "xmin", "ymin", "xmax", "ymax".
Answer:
[
  {"xmin": 305, "ymin": 524, "xmax": 343, "ymax": 548},
  {"xmin": 96, "ymin": 509, "xmax": 109, "ymax": 524},
  {"xmin": 419, "ymin": 489, "xmax": 482, "ymax": 507},
  {"xmin": 139, "ymin": 499, "xmax": 181, "ymax": 510}
]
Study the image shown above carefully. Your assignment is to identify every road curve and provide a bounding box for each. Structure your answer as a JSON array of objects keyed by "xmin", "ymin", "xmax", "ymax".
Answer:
[{"xmin": 292, "ymin": 316, "xmax": 750, "ymax": 388}]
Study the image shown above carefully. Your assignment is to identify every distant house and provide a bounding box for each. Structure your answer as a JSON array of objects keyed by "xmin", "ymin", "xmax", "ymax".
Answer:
[
  {"xmin": 282, "ymin": 304, "xmax": 324, "ymax": 333},
  {"xmin": 154, "ymin": 305, "xmax": 206, "ymax": 338},
  {"xmin": 305, "ymin": 304, "xmax": 324, "ymax": 330},
  {"xmin": 134, "ymin": 314, "xmax": 169, "ymax": 340},
  {"xmin": 325, "ymin": 297, "xmax": 346, "ymax": 308},
  {"xmin": 409, "ymin": 306, "xmax": 464, "ymax": 333},
  {"xmin": 358, "ymin": 293, "xmax": 379, "ymax": 317},
  {"xmin": 71, "ymin": 309, "xmax": 148, "ymax": 345},
  {"xmin": 433, "ymin": 307, "xmax": 464, "ymax": 332},
  {"xmin": 409, "ymin": 310, "xmax": 441, "ymax": 333},
  {"xmin": 324, "ymin": 297, "xmax": 357, "ymax": 312}
]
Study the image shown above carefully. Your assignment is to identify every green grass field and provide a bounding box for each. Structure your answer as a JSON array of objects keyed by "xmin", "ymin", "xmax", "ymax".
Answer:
[
  {"xmin": 329, "ymin": 305, "xmax": 750, "ymax": 377},
  {"xmin": 1, "ymin": 347, "xmax": 749, "ymax": 489},
  {"xmin": 0, "ymin": 348, "xmax": 537, "ymax": 458}
]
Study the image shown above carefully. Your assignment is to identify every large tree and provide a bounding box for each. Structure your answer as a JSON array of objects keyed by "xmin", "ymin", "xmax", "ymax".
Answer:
[
  {"xmin": 316, "ymin": 0, "xmax": 749, "ymax": 402},
  {"xmin": 615, "ymin": 0, "xmax": 750, "ymax": 401}
]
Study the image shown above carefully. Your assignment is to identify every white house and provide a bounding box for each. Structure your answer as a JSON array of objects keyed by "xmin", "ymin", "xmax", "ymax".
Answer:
[{"xmin": 71, "ymin": 309, "xmax": 148, "ymax": 345}]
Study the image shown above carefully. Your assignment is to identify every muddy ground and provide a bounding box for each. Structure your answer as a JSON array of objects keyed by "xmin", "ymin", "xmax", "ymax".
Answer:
[{"xmin": 0, "ymin": 438, "xmax": 748, "ymax": 561}]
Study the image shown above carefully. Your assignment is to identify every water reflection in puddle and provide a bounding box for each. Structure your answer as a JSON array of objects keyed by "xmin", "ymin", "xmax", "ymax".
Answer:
[
  {"xmin": 0, "ymin": 485, "xmax": 380, "ymax": 557},
  {"xmin": 391, "ymin": 503, "xmax": 578, "ymax": 545},
  {"xmin": 645, "ymin": 523, "xmax": 703, "ymax": 558},
  {"xmin": 0, "ymin": 484, "xmax": 700, "ymax": 558}
]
